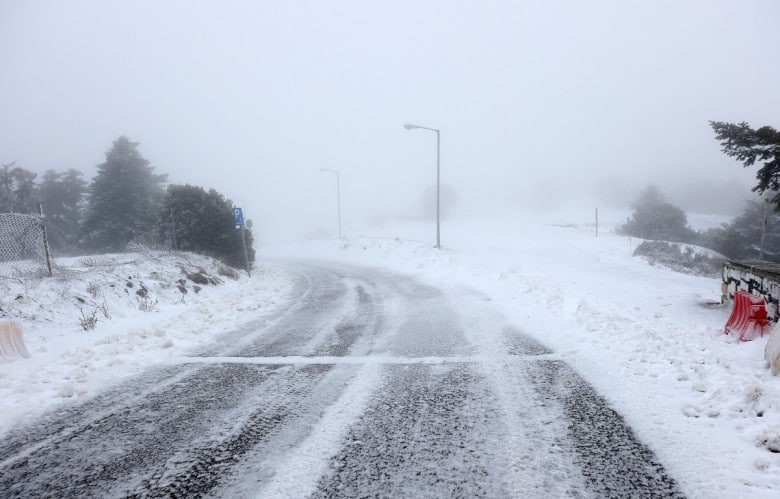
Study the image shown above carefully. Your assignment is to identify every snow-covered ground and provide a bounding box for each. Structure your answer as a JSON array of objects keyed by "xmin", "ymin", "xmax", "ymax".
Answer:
[{"xmin": 1, "ymin": 206, "xmax": 779, "ymax": 497}]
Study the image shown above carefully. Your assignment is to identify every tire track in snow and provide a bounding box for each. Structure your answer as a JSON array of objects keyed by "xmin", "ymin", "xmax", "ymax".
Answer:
[
  {"xmin": 124, "ymin": 364, "xmax": 336, "ymax": 498},
  {"xmin": 0, "ymin": 363, "xmax": 283, "ymax": 498},
  {"xmin": 531, "ymin": 360, "xmax": 685, "ymax": 498},
  {"xmin": 312, "ymin": 363, "xmax": 501, "ymax": 498}
]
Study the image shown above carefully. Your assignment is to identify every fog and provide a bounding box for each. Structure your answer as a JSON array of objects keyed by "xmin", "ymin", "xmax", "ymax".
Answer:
[{"xmin": 1, "ymin": 0, "xmax": 778, "ymax": 243}]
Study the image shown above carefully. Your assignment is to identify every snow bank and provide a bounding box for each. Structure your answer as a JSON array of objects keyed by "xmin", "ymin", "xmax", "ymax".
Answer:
[
  {"xmin": 0, "ymin": 251, "xmax": 294, "ymax": 436},
  {"xmin": 767, "ymin": 326, "xmax": 780, "ymax": 376}
]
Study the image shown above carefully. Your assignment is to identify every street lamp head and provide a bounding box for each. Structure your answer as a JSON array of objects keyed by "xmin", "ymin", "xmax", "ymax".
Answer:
[{"xmin": 403, "ymin": 123, "xmax": 419, "ymax": 130}]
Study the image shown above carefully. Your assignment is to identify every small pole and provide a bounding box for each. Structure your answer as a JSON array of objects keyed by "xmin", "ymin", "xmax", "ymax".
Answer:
[
  {"xmin": 760, "ymin": 198, "xmax": 769, "ymax": 260},
  {"xmin": 595, "ymin": 207, "xmax": 599, "ymax": 238},
  {"xmin": 436, "ymin": 128, "xmax": 441, "ymax": 249},
  {"xmin": 234, "ymin": 206, "xmax": 251, "ymax": 277},
  {"xmin": 240, "ymin": 225, "xmax": 251, "ymax": 277},
  {"xmin": 38, "ymin": 203, "xmax": 53, "ymax": 277},
  {"xmin": 403, "ymin": 123, "xmax": 441, "ymax": 248}
]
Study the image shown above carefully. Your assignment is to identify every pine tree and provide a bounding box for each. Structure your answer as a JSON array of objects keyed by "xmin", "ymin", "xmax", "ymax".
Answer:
[
  {"xmin": 38, "ymin": 169, "xmax": 87, "ymax": 254},
  {"xmin": 81, "ymin": 137, "xmax": 167, "ymax": 251},
  {"xmin": 0, "ymin": 163, "xmax": 39, "ymax": 213},
  {"xmin": 710, "ymin": 121, "xmax": 780, "ymax": 207}
]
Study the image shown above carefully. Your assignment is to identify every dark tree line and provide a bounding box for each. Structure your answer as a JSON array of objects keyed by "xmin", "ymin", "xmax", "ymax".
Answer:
[
  {"xmin": 163, "ymin": 184, "xmax": 255, "ymax": 268},
  {"xmin": 0, "ymin": 136, "xmax": 254, "ymax": 267},
  {"xmin": 700, "ymin": 199, "xmax": 780, "ymax": 262}
]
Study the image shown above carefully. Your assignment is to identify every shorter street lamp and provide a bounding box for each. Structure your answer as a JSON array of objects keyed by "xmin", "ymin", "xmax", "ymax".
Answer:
[
  {"xmin": 404, "ymin": 123, "xmax": 441, "ymax": 249},
  {"xmin": 320, "ymin": 168, "xmax": 342, "ymax": 239}
]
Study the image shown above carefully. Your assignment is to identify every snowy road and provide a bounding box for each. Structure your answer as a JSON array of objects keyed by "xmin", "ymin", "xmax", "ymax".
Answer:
[{"xmin": 0, "ymin": 263, "xmax": 684, "ymax": 498}]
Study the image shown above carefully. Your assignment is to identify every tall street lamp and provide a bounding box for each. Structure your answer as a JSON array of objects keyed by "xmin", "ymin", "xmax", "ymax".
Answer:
[
  {"xmin": 404, "ymin": 123, "xmax": 441, "ymax": 249},
  {"xmin": 320, "ymin": 168, "xmax": 342, "ymax": 239}
]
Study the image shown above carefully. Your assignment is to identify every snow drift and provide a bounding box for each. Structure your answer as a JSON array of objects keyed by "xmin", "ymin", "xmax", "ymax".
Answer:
[{"xmin": 767, "ymin": 326, "xmax": 780, "ymax": 376}]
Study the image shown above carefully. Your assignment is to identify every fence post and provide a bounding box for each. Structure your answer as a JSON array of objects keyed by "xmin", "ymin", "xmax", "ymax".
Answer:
[{"xmin": 38, "ymin": 203, "xmax": 53, "ymax": 277}]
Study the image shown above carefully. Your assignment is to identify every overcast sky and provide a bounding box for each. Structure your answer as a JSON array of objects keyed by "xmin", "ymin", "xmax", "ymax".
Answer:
[{"xmin": 1, "ymin": 0, "xmax": 778, "ymax": 242}]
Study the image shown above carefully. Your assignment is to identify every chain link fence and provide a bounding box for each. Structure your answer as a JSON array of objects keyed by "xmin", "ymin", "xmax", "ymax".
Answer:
[{"xmin": 0, "ymin": 212, "xmax": 52, "ymax": 278}]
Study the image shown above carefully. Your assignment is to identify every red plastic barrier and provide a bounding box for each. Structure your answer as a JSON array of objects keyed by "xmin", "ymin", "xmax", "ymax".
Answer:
[{"xmin": 724, "ymin": 290, "xmax": 772, "ymax": 341}]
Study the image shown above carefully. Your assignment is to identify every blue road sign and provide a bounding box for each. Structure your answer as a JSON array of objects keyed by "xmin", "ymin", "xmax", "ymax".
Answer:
[{"xmin": 233, "ymin": 207, "xmax": 244, "ymax": 227}]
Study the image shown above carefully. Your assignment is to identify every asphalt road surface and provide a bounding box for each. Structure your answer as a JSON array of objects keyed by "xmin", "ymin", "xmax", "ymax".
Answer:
[{"xmin": 0, "ymin": 263, "xmax": 684, "ymax": 498}]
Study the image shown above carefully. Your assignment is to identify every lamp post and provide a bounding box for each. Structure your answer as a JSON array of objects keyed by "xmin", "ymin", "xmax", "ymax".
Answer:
[
  {"xmin": 319, "ymin": 168, "xmax": 342, "ymax": 239},
  {"xmin": 404, "ymin": 123, "xmax": 440, "ymax": 249}
]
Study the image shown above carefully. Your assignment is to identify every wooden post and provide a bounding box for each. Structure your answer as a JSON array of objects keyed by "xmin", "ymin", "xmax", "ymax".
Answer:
[
  {"xmin": 38, "ymin": 203, "xmax": 52, "ymax": 277},
  {"xmin": 240, "ymin": 225, "xmax": 251, "ymax": 277}
]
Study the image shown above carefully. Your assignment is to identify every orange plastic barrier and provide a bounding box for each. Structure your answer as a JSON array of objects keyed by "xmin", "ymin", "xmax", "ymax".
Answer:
[{"xmin": 724, "ymin": 290, "xmax": 772, "ymax": 341}]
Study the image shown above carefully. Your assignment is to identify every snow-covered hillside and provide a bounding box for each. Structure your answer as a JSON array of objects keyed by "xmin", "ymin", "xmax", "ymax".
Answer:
[
  {"xmin": 1, "ymin": 207, "xmax": 779, "ymax": 497},
  {"xmin": 0, "ymin": 251, "xmax": 294, "ymax": 436}
]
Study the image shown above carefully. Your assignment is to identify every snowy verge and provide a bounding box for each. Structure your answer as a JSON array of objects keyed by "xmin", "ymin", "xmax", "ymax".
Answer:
[
  {"xmin": 767, "ymin": 327, "xmax": 780, "ymax": 377},
  {"xmin": 0, "ymin": 251, "xmax": 294, "ymax": 437}
]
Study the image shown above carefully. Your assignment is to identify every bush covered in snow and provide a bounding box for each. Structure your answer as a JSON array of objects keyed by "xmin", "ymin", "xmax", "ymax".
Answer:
[{"xmin": 633, "ymin": 240, "xmax": 725, "ymax": 277}]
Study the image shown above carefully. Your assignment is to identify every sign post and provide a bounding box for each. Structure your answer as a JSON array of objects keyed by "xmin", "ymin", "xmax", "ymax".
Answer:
[{"xmin": 233, "ymin": 207, "xmax": 251, "ymax": 277}]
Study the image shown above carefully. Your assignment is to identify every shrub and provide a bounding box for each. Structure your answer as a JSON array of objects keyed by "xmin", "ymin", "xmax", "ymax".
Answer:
[
  {"xmin": 619, "ymin": 186, "xmax": 696, "ymax": 243},
  {"xmin": 633, "ymin": 240, "xmax": 724, "ymax": 277}
]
